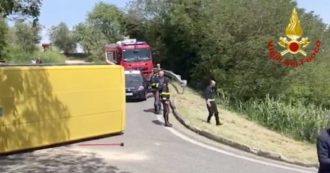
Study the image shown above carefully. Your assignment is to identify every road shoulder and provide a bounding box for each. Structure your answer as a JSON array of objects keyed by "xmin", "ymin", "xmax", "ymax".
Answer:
[{"xmin": 169, "ymin": 83, "xmax": 318, "ymax": 168}]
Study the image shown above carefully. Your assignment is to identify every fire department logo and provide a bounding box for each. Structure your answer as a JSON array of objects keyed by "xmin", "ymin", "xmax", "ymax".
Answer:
[{"xmin": 268, "ymin": 8, "xmax": 321, "ymax": 67}]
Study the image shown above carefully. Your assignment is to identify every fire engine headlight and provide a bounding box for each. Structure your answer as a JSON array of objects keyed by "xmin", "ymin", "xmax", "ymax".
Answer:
[{"xmin": 138, "ymin": 86, "xmax": 144, "ymax": 91}]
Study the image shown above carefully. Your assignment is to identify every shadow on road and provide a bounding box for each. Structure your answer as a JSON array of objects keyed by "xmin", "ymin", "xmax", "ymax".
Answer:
[
  {"xmin": 0, "ymin": 147, "xmax": 130, "ymax": 173},
  {"xmin": 126, "ymin": 99, "xmax": 144, "ymax": 103},
  {"xmin": 198, "ymin": 118, "xmax": 208, "ymax": 123},
  {"xmin": 143, "ymin": 108, "xmax": 155, "ymax": 114},
  {"xmin": 152, "ymin": 120, "xmax": 164, "ymax": 126}
]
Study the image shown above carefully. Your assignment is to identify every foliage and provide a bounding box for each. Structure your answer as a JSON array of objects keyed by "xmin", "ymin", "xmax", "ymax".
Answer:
[
  {"xmin": 35, "ymin": 51, "xmax": 66, "ymax": 63},
  {"xmin": 5, "ymin": 47, "xmax": 33, "ymax": 63},
  {"xmin": 14, "ymin": 21, "xmax": 41, "ymax": 53},
  {"xmin": 7, "ymin": 48, "xmax": 65, "ymax": 64},
  {"xmin": 72, "ymin": 2, "xmax": 126, "ymax": 61},
  {"xmin": 1, "ymin": 20, "xmax": 42, "ymax": 62},
  {"xmin": 0, "ymin": 18, "xmax": 8, "ymax": 60},
  {"xmin": 0, "ymin": 0, "xmax": 42, "ymax": 21},
  {"xmin": 87, "ymin": 2, "xmax": 125, "ymax": 42},
  {"xmin": 49, "ymin": 22, "xmax": 76, "ymax": 54},
  {"xmin": 217, "ymin": 91, "xmax": 329, "ymax": 142},
  {"xmin": 73, "ymin": 23, "xmax": 107, "ymax": 56},
  {"xmin": 0, "ymin": 0, "xmax": 42, "ymax": 61}
]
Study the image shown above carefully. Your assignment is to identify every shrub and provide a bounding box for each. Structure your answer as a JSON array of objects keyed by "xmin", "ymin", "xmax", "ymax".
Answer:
[
  {"xmin": 35, "ymin": 51, "xmax": 66, "ymax": 64},
  {"xmin": 6, "ymin": 49, "xmax": 66, "ymax": 64},
  {"xmin": 218, "ymin": 92, "xmax": 329, "ymax": 143}
]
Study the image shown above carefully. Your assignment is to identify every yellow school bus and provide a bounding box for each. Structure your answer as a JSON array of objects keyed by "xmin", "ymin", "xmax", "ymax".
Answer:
[{"xmin": 0, "ymin": 65, "xmax": 125, "ymax": 154}]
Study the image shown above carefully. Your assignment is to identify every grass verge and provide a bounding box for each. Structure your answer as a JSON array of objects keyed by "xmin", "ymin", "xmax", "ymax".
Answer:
[{"xmin": 170, "ymin": 84, "xmax": 317, "ymax": 165}]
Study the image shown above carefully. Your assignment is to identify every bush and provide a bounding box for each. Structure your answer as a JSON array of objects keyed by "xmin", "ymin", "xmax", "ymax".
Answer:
[
  {"xmin": 7, "ymin": 48, "xmax": 34, "ymax": 64},
  {"xmin": 36, "ymin": 51, "xmax": 66, "ymax": 64},
  {"xmin": 6, "ymin": 49, "xmax": 66, "ymax": 64},
  {"xmin": 217, "ymin": 92, "xmax": 329, "ymax": 143}
]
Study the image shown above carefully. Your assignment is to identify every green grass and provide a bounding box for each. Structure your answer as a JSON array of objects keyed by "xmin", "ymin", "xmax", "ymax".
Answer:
[
  {"xmin": 170, "ymin": 84, "xmax": 318, "ymax": 165},
  {"xmin": 7, "ymin": 49, "xmax": 66, "ymax": 64},
  {"xmin": 217, "ymin": 90, "xmax": 329, "ymax": 143},
  {"xmin": 35, "ymin": 51, "xmax": 66, "ymax": 64}
]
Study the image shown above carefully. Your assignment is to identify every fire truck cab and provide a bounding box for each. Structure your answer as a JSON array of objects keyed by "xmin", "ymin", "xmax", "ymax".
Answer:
[{"xmin": 104, "ymin": 38, "xmax": 153, "ymax": 80}]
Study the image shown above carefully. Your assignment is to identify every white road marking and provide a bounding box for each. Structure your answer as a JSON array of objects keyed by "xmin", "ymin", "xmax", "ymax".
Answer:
[{"xmin": 167, "ymin": 128, "xmax": 316, "ymax": 173}]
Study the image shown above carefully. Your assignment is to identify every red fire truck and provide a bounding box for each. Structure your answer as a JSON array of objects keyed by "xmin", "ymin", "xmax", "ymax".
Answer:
[{"xmin": 104, "ymin": 38, "xmax": 153, "ymax": 79}]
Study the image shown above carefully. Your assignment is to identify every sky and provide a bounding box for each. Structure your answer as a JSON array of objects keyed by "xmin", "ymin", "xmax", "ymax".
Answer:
[
  {"xmin": 39, "ymin": 0, "xmax": 131, "ymax": 43},
  {"xmin": 38, "ymin": 0, "xmax": 330, "ymax": 43}
]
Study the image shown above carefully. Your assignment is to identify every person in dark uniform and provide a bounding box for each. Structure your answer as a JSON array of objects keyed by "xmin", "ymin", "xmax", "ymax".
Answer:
[
  {"xmin": 150, "ymin": 68, "xmax": 161, "ymax": 114},
  {"xmin": 150, "ymin": 63, "xmax": 163, "ymax": 114},
  {"xmin": 158, "ymin": 70, "xmax": 172, "ymax": 127},
  {"xmin": 317, "ymin": 128, "xmax": 330, "ymax": 173},
  {"xmin": 204, "ymin": 80, "xmax": 222, "ymax": 126}
]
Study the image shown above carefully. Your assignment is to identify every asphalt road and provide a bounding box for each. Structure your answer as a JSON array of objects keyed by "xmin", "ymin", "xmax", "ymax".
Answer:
[{"xmin": 71, "ymin": 99, "xmax": 317, "ymax": 173}]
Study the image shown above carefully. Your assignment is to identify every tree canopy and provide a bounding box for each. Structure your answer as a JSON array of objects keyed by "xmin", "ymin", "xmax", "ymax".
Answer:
[
  {"xmin": 49, "ymin": 22, "xmax": 76, "ymax": 54},
  {"xmin": 0, "ymin": 0, "xmax": 42, "ymax": 21},
  {"xmin": 14, "ymin": 21, "xmax": 41, "ymax": 53},
  {"xmin": 87, "ymin": 2, "xmax": 125, "ymax": 42}
]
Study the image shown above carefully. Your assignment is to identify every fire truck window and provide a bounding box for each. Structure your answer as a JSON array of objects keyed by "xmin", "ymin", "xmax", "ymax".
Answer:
[
  {"xmin": 122, "ymin": 49, "xmax": 151, "ymax": 62},
  {"xmin": 107, "ymin": 52, "xmax": 116, "ymax": 63}
]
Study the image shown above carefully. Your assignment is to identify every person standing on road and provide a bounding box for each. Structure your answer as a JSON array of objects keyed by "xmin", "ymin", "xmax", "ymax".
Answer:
[
  {"xmin": 204, "ymin": 80, "xmax": 222, "ymax": 126},
  {"xmin": 158, "ymin": 70, "xmax": 172, "ymax": 127},
  {"xmin": 151, "ymin": 69, "xmax": 161, "ymax": 114},
  {"xmin": 150, "ymin": 63, "xmax": 163, "ymax": 114},
  {"xmin": 317, "ymin": 128, "xmax": 330, "ymax": 173}
]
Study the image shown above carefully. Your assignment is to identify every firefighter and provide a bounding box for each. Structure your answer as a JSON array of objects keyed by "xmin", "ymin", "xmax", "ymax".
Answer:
[
  {"xmin": 150, "ymin": 68, "xmax": 161, "ymax": 114},
  {"xmin": 150, "ymin": 63, "xmax": 163, "ymax": 114},
  {"xmin": 158, "ymin": 70, "xmax": 172, "ymax": 127},
  {"xmin": 204, "ymin": 80, "xmax": 222, "ymax": 126}
]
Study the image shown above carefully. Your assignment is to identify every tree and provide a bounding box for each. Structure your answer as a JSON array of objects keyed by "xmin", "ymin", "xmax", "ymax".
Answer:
[
  {"xmin": 14, "ymin": 21, "xmax": 41, "ymax": 53},
  {"xmin": 72, "ymin": 2, "xmax": 128, "ymax": 61},
  {"xmin": 0, "ymin": 0, "xmax": 42, "ymax": 60},
  {"xmin": 88, "ymin": 2, "xmax": 125, "ymax": 42},
  {"xmin": 73, "ymin": 23, "xmax": 107, "ymax": 55},
  {"xmin": 0, "ymin": 18, "xmax": 8, "ymax": 60},
  {"xmin": 49, "ymin": 22, "xmax": 76, "ymax": 54},
  {"xmin": 126, "ymin": 0, "xmax": 330, "ymax": 104},
  {"xmin": 0, "ymin": 0, "xmax": 42, "ymax": 21}
]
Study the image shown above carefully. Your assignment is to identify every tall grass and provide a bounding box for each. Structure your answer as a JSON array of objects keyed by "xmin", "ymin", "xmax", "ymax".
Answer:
[
  {"xmin": 35, "ymin": 51, "xmax": 66, "ymax": 63},
  {"xmin": 217, "ymin": 90, "xmax": 329, "ymax": 143},
  {"xmin": 7, "ymin": 49, "xmax": 66, "ymax": 64}
]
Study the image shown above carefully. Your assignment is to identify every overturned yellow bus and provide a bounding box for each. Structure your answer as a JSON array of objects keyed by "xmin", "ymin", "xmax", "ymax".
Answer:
[{"xmin": 0, "ymin": 65, "xmax": 125, "ymax": 154}]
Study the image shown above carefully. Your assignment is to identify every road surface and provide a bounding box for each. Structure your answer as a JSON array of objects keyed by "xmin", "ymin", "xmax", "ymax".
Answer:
[
  {"xmin": 0, "ymin": 99, "xmax": 318, "ymax": 173},
  {"xmin": 73, "ymin": 99, "xmax": 317, "ymax": 173}
]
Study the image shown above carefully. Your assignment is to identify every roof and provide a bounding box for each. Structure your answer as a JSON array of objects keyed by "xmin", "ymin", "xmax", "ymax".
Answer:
[
  {"xmin": 117, "ymin": 39, "xmax": 146, "ymax": 45},
  {"xmin": 104, "ymin": 38, "xmax": 150, "ymax": 51}
]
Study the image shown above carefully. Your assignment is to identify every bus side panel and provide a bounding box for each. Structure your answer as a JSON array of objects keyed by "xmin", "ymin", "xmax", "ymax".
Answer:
[{"xmin": 0, "ymin": 65, "xmax": 125, "ymax": 154}]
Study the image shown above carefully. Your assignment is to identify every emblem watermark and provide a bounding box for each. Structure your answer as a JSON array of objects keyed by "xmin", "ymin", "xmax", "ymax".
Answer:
[{"xmin": 267, "ymin": 8, "xmax": 321, "ymax": 67}]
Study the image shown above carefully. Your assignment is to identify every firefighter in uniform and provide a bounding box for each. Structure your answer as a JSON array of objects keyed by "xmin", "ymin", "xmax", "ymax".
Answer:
[
  {"xmin": 158, "ymin": 70, "xmax": 172, "ymax": 127},
  {"xmin": 204, "ymin": 80, "xmax": 222, "ymax": 126},
  {"xmin": 150, "ymin": 68, "xmax": 161, "ymax": 114}
]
